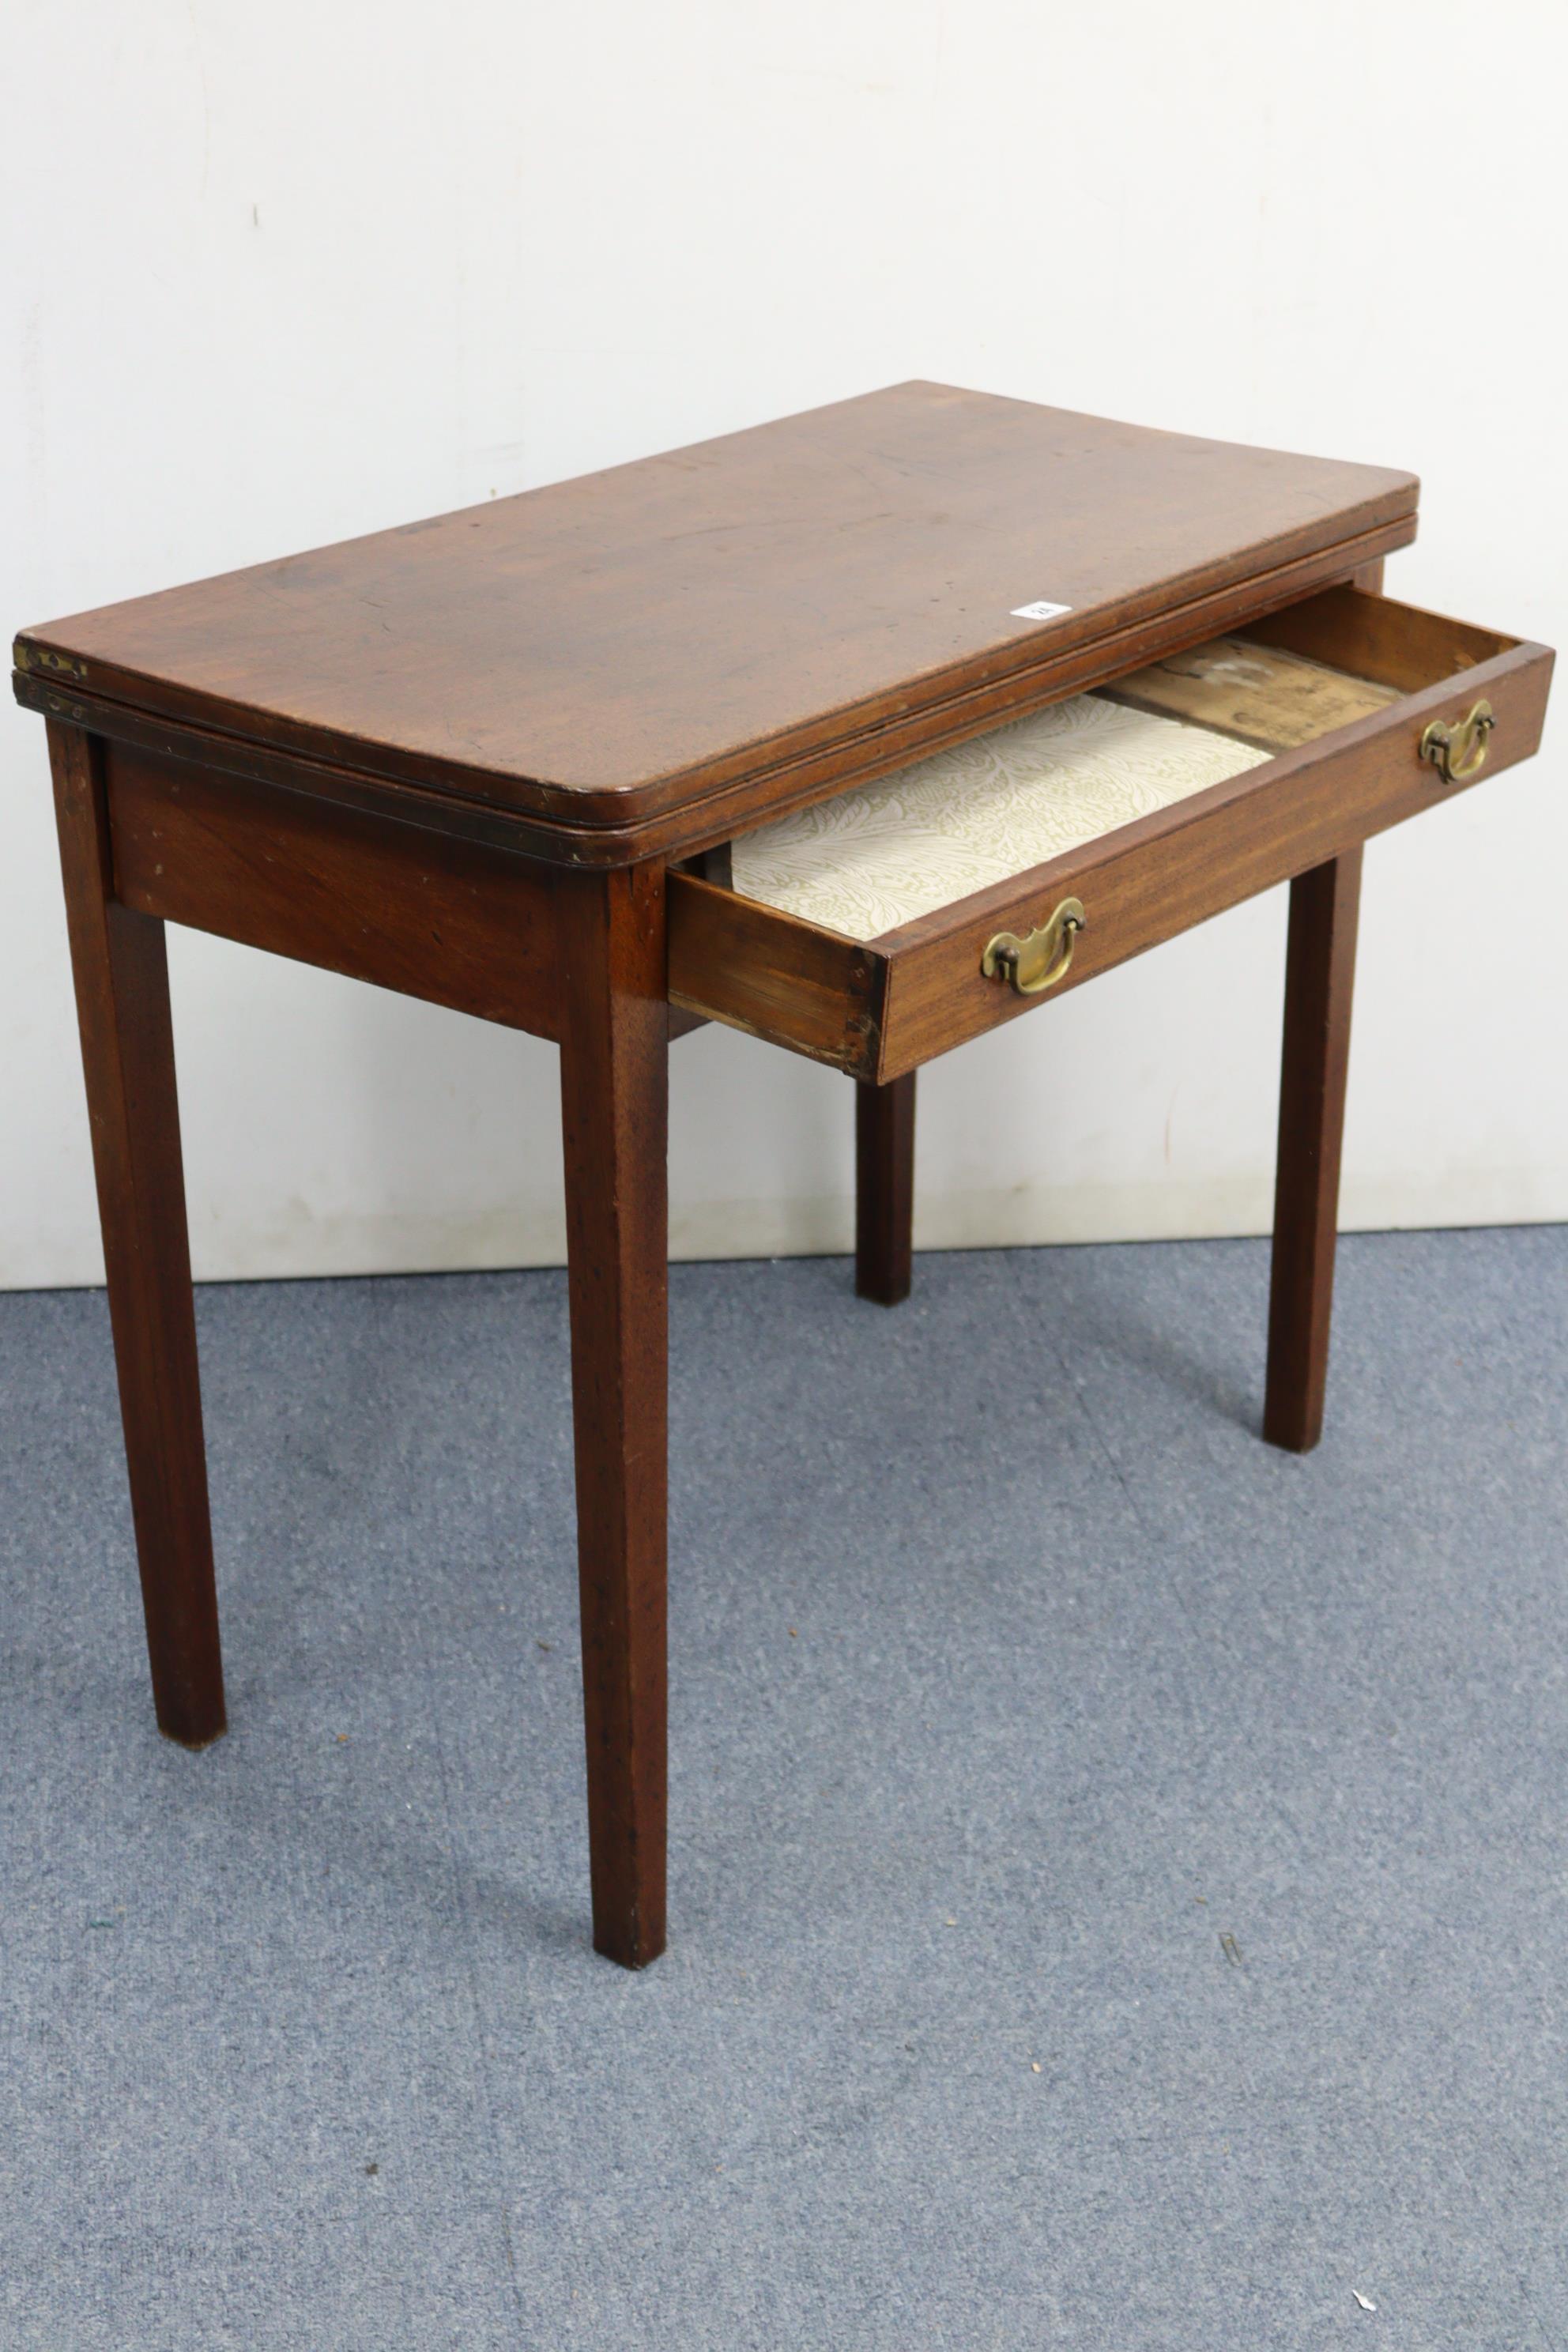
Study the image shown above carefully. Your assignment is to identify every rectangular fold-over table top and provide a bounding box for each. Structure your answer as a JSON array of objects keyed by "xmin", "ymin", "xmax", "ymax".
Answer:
[{"xmin": 13, "ymin": 382, "xmax": 1418, "ymax": 862}]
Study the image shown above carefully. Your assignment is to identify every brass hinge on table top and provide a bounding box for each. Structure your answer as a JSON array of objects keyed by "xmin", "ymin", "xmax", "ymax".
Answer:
[{"xmin": 13, "ymin": 642, "xmax": 88, "ymax": 682}]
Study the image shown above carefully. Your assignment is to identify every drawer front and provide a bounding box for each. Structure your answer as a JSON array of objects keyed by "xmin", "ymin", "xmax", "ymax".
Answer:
[{"xmin": 668, "ymin": 594, "xmax": 1553, "ymax": 1084}]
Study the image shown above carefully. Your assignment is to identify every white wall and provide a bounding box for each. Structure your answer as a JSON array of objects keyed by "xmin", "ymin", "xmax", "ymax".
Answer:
[{"xmin": 4, "ymin": 0, "xmax": 1564, "ymax": 1289}]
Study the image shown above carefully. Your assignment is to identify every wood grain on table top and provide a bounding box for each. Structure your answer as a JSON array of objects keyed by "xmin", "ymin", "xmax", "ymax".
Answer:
[{"xmin": 15, "ymin": 383, "xmax": 1417, "ymax": 832}]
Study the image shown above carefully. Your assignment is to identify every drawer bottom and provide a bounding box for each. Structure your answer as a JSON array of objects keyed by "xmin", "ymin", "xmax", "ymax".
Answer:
[{"xmin": 726, "ymin": 637, "xmax": 1400, "ymax": 946}]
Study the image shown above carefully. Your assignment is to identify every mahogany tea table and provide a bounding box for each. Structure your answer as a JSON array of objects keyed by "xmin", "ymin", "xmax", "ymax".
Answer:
[{"xmin": 14, "ymin": 383, "xmax": 1553, "ymax": 1965}]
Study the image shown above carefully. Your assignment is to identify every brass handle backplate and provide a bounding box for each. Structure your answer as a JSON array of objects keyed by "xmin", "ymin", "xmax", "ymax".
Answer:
[
  {"xmin": 1419, "ymin": 698, "xmax": 1494, "ymax": 786},
  {"xmin": 981, "ymin": 896, "xmax": 1086, "ymax": 997}
]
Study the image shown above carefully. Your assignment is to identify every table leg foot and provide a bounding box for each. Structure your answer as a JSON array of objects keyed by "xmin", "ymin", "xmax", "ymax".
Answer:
[
  {"xmin": 1264, "ymin": 848, "xmax": 1363, "ymax": 1454},
  {"xmin": 855, "ymin": 1073, "xmax": 915, "ymax": 1306},
  {"xmin": 559, "ymin": 867, "xmax": 669, "ymax": 1967}
]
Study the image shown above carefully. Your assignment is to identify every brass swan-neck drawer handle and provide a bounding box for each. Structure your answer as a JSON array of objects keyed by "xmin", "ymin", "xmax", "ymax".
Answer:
[
  {"xmin": 981, "ymin": 896, "xmax": 1086, "ymax": 997},
  {"xmin": 1419, "ymin": 698, "xmax": 1494, "ymax": 786}
]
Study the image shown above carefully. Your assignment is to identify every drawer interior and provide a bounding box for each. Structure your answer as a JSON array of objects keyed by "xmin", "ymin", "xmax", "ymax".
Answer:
[
  {"xmin": 668, "ymin": 586, "xmax": 1550, "ymax": 1080},
  {"xmin": 716, "ymin": 590, "xmax": 1504, "ymax": 947}
]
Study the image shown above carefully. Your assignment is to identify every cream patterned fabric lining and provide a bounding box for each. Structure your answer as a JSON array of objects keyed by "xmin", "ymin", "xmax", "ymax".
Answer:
[{"xmin": 729, "ymin": 695, "xmax": 1272, "ymax": 942}]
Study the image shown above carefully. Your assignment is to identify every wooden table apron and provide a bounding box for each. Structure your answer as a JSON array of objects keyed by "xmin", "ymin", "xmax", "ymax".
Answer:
[{"xmin": 21, "ymin": 385, "xmax": 1531, "ymax": 1970}]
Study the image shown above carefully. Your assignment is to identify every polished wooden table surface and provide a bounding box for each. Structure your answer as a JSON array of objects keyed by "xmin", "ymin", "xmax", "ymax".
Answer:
[
  {"xmin": 14, "ymin": 385, "xmax": 1549, "ymax": 1967},
  {"xmin": 17, "ymin": 382, "xmax": 1419, "ymax": 858}
]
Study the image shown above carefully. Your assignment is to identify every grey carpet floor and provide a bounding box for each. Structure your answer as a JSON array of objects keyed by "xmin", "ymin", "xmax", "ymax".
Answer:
[{"xmin": 2, "ymin": 1228, "xmax": 1566, "ymax": 2351}]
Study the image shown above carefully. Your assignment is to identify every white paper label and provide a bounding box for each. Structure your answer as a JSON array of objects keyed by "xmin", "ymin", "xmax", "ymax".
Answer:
[{"xmin": 1010, "ymin": 600, "xmax": 1073, "ymax": 622}]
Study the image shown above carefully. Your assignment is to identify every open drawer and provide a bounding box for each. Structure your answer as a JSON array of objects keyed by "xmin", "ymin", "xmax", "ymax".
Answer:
[{"xmin": 668, "ymin": 586, "xmax": 1553, "ymax": 1084}]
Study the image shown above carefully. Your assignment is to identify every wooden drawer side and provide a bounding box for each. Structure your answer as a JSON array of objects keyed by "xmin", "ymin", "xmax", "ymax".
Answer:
[{"xmin": 666, "ymin": 873, "xmax": 884, "ymax": 1076}]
